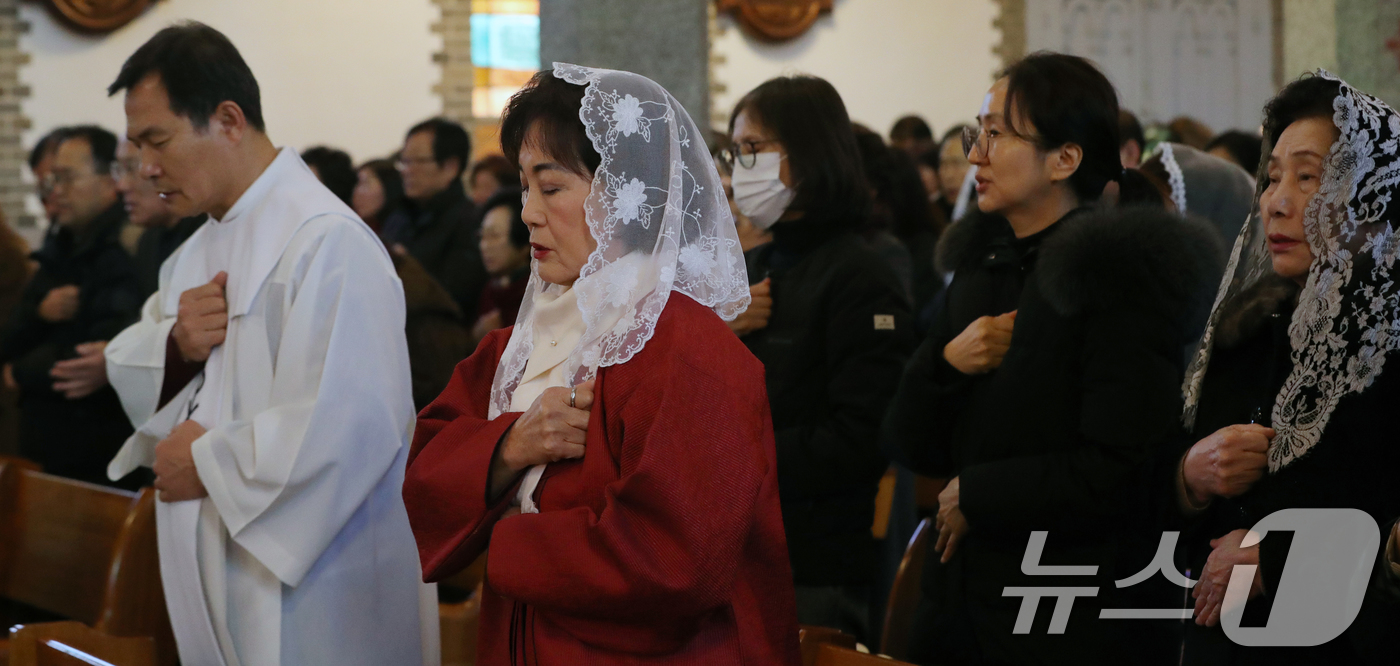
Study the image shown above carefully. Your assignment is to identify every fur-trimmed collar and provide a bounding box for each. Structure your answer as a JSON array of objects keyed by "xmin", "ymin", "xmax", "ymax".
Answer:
[
  {"xmin": 1213, "ymin": 274, "xmax": 1298, "ymax": 350},
  {"xmin": 934, "ymin": 208, "xmax": 1010, "ymax": 275},
  {"xmin": 937, "ymin": 205, "xmax": 1227, "ymax": 333}
]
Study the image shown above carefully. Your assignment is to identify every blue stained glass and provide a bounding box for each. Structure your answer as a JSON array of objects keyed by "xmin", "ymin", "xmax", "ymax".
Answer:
[{"xmin": 470, "ymin": 14, "xmax": 541, "ymax": 71}]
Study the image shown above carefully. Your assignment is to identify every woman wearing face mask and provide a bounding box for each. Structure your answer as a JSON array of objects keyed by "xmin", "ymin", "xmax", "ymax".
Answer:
[
  {"xmin": 1167, "ymin": 72, "xmax": 1400, "ymax": 666},
  {"xmin": 402, "ymin": 64, "xmax": 801, "ymax": 664},
  {"xmin": 724, "ymin": 75, "xmax": 917, "ymax": 642},
  {"xmin": 882, "ymin": 52, "xmax": 1222, "ymax": 665}
]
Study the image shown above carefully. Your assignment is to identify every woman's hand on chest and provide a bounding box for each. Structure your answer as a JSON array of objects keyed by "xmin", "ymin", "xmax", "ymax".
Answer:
[{"xmin": 501, "ymin": 380, "xmax": 596, "ymax": 472}]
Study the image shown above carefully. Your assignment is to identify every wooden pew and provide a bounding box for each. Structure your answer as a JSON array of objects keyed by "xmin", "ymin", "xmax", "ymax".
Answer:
[
  {"xmin": 8, "ymin": 622, "xmax": 154, "ymax": 666},
  {"xmin": 0, "ymin": 459, "xmax": 174, "ymax": 666},
  {"xmin": 798, "ymin": 625, "xmax": 858, "ymax": 666},
  {"xmin": 814, "ymin": 643, "xmax": 917, "ymax": 666},
  {"xmin": 879, "ymin": 517, "xmax": 933, "ymax": 660}
]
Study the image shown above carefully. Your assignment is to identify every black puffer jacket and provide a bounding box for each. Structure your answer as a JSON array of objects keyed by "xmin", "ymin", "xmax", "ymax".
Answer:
[
  {"xmin": 885, "ymin": 206, "xmax": 1223, "ymax": 665},
  {"xmin": 743, "ymin": 221, "xmax": 917, "ymax": 587},
  {"xmin": 0, "ymin": 203, "xmax": 143, "ymax": 484}
]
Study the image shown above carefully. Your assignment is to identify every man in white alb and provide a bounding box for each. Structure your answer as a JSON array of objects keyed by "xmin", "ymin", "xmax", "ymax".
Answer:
[{"xmin": 103, "ymin": 22, "xmax": 437, "ymax": 666}]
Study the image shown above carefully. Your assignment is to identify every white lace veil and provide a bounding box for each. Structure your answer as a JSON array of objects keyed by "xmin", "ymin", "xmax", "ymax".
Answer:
[
  {"xmin": 486, "ymin": 63, "xmax": 751, "ymax": 419},
  {"xmin": 1182, "ymin": 70, "xmax": 1400, "ymax": 471}
]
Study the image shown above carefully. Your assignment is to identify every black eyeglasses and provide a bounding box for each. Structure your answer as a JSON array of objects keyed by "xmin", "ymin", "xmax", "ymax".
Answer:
[
  {"xmin": 962, "ymin": 125, "xmax": 1041, "ymax": 160},
  {"xmin": 719, "ymin": 139, "xmax": 779, "ymax": 169}
]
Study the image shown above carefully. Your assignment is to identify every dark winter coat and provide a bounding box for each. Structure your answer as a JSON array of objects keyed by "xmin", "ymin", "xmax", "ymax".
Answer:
[
  {"xmin": 393, "ymin": 252, "xmax": 474, "ymax": 411},
  {"xmin": 0, "ymin": 203, "xmax": 143, "ymax": 484},
  {"xmin": 886, "ymin": 206, "xmax": 1224, "ymax": 665},
  {"xmin": 379, "ymin": 180, "xmax": 486, "ymax": 316},
  {"xmin": 133, "ymin": 215, "xmax": 206, "ymax": 299},
  {"xmin": 1169, "ymin": 276, "xmax": 1400, "ymax": 666},
  {"xmin": 743, "ymin": 221, "xmax": 917, "ymax": 587}
]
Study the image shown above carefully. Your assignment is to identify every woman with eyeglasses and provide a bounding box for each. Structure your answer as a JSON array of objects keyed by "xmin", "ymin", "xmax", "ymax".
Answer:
[
  {"xmin": 881, "ymin": 52, "xmax": 1223, "ymax": 664},
  {"xmin": 722, "ymin": 75, "xmax": 917, "ymax": 642}
]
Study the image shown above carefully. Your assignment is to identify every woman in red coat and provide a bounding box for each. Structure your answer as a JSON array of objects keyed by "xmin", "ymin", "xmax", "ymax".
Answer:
[{"xmin": 402, "ymin": 63, "xmax": 802, "ymax": 665}]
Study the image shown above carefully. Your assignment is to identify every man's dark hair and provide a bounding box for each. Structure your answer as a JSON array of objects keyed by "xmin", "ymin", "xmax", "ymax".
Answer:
[
  {"xmin": 729, "ymin": 74, "xmax": 869, "ymax": 229},
  {"xmin": 1118, "ymin": 109, "xmax": 1145, "ymax": 151},
  {"xmin": 302, "ymin": 146, "xmax": 356, "ymax": 205},
  {"xmin": 1000, "ymin": 51, "xmax": 1123, "ymax": 202},
  {"xmin": 480, "ymin": 188, "xmax": 529, "ymax": 249},
  {"xmin": 58, "ymin": 125, "xmax": 119, "ymax": 175},
  {"xmin": 500, "ymin": 72, "xmax": 601, "ymax": 178},
  {"xmin": 407, "ymin": 118, "xmax": 472, "ymax": 180},
  {"xmin": 890, "ymin": 115, "xmax": 934, "ymax": 143},
  {"xmin": 108, "ymin": 22, "xmax": 265, "ymax": 133},
  {"xmin": 1206, "ymin": 130, "xmax": 1265, "ymax": 173},
  {"xmin": 29, "ymin": 127, "xmax": 68, "ymax": 171}
]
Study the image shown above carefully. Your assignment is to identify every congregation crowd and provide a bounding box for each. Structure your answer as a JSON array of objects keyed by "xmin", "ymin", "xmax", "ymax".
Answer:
[{"xmin": 1, "ymin": 19, "xmax": 1398, "ymax": 666}]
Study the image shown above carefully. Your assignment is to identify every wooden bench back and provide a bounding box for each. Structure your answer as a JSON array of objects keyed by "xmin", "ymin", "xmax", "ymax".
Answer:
[
  {"xmin": 797, "ymin": 625, "xmax": 857, "ymax": 666},
  {"xmin": 0, "ymin": 458, "xmax": 175, "ymax": 665},
  {"xmin": 0, "ymin": 467, "xmax": 138, "ymax": 624},
  {"xmin": 814, "ymin": 644, "xmax": 916, "ymax": 666},
  {"xmin": 8, "ymin": 621, "xmax": 155, "ymax": 666},
  {"xmin": 880, "ymin": 517, "xmax": 933, "ymax": 660}
]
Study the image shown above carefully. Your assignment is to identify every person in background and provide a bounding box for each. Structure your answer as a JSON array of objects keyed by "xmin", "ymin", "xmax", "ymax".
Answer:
[
  {"xmin": 853, "ymin": 124, "xmax": 944, "ymax": 318},
  {"xmin": 114, "ymin": 139, "xmax": 207, "ymax": 298},
  {"xmin": 382, "ymin": 117, "xmax": 486, "ymax": 316},
  {"xmin": 936, "ymin": 124, "xmax": 972, "ymax": 221},
  {"xmin": 34, "ymin": 138, "xmax": 216, "ymax": 439},
  {"xmin": 725, "ymin": 74, "xmax": 916, "ymax": 642},
  {"xmin": 348, "ymin": 157, "xmax": 471, "ymax": 411},
  {"xmin": 1204, "ymin": 129, "xmax": 1263, "ymax": 174},
  {"xmin": 885, "ymin": 53, "xmax": 1221, "ymax": 665},
  {"xmin": 851, "ymin": 124, "xmax": 914, "ymax": 297},
  {"xmin": 1140, "ymin": 142, "xmax": 1256, "ymax": 244},
  {"xmin": 1120, "ymin": 109, "xmax": 1146, "ymax": 168},
  {"xmin": 712, "ymin": 146, "xmax": 772, "ymax": 252},
  {"xmin": 29, "ymin": 127, "xmax": 67, "ymax": 227},
  {"xmin": 0, "ymin": 211, "xmax": 32, "ymax": 457},
  {"xmin": 1169, "ymin": 115, "xmax": 1215, "ymax": 150},
  {"xmin": 0, "ymin": 125, "xmax": 142, "ymax": 486},
  {"xmin": 466, "ymin": 153, "xmax": 513, "ymax": 207},
  {"xmin": 352, "ymin": 158, "xmax": 404, "ymax": 232},
  {"xmin": 890, "ymin": 114, "xmax": 937, "ymax": 158},
  {"xmin": 471, "ymin": 188, "xmax": 529, "ymax": 343},
  {"xmin": 301, "ymin": 145, "xmax": 356, "ymax": 206}
]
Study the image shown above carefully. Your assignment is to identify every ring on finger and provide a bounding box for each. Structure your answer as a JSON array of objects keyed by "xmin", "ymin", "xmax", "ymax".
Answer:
[{"xmin": 570, "ymin": 386, "xmax": 577, "ymax": 408}]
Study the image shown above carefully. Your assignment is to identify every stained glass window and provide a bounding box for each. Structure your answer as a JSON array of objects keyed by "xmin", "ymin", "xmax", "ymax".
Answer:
[{"xmin": 470, "ymin": 0, "xmax": 540, "ymax": 119}]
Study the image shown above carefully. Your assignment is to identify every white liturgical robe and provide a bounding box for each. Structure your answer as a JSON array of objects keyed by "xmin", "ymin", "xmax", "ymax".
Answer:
[{"xmin": 104, "ymin": 148, "xmax": 438, "ymax": 666}]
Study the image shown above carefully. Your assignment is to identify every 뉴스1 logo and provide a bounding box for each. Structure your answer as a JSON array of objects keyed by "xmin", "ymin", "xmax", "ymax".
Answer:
[{"xmin": 1001, "ymin": 508, "xmax": 1380, "ymax": 646}]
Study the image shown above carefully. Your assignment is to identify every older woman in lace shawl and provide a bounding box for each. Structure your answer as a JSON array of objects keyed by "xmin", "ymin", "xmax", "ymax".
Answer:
[
  {"xmin": 401, "ymin": 64, "xmax": 801, "ymax": 665},
  {"xmin": 1169, "ymin": 72, "xmax": 1400, "ymax": 665}
]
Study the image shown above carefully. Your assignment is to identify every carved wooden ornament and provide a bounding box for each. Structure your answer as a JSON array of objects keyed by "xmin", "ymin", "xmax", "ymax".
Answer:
[
  {"xmin": 46, "ymin": 0, "xmax": 152, "ymax": 34},
  {"xmin": 717, "ymin": 0, "xmax": 833, "ymax": 42}
]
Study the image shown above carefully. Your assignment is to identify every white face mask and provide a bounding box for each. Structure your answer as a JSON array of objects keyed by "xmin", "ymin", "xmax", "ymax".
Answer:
[{"xmin": 730, "ymin": 151, "xmax": 795, "ymax": 230}]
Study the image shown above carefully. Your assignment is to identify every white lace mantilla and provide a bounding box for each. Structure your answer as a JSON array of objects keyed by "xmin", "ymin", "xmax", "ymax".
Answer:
[
  {"xmin": 1182, "ymin": 70, "xmax": 1400, "ymax": 471},
  {"xmin": 1159, "ymin": 143, "xmax": 1188, "ymax": 216},
  {"xmin": 487, "ymin": 63, "xmax": 751, "ymax": 418}
]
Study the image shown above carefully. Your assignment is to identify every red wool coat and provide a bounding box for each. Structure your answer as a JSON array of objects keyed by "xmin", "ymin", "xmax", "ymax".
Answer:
[{"xmin": 403, "ymin": 293, "xmax": 802, "ymax": 665}]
